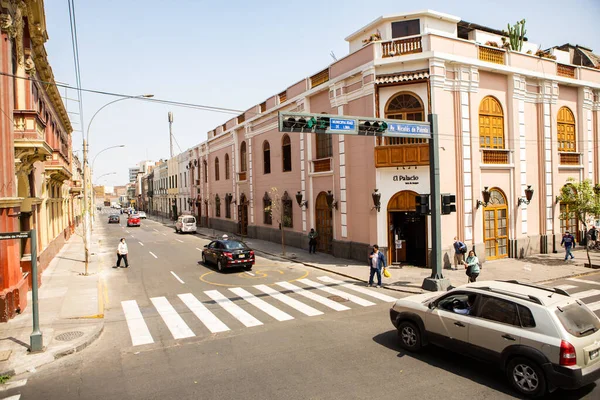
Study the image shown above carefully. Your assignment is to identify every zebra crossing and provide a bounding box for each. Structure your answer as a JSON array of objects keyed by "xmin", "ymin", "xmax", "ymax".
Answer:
[
  {"xmin": 120, "ymin": 276, "xmax": 397, "ymax": 347},
  {"xmin": 554, "ymin": 277, "xmax": 600, "ymax": 313}
]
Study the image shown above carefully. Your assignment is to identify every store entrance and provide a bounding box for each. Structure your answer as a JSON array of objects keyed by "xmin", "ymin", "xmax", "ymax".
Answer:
[{"xmin": 387, "ymin": 191, "xmax": 427, "ymax": 267}]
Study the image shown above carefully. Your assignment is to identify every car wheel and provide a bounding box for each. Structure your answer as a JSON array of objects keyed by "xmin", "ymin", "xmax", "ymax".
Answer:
[
  {"xmin": 202, "ymin": 254, "xmax": 207, "ymax": 265},
  {"xmin": 217, "ymin": 259, "xmax": 224, "ymax": 272},
  {"xmin": 244, "ymin": 265, "xmax": 252, "ymax": 271},
  {"xmin": 506, "ymin": 357, "xmax": 546, "ymax": 398},
  {"xmin": 397, "ymin": 321, "xmax": 422, "ymax": 352}
]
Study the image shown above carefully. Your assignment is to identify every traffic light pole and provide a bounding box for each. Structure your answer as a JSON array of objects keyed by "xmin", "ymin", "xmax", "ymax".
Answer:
[{"xmin": 422, "ymin": 114, "xmax": 450, "ymax": 291}]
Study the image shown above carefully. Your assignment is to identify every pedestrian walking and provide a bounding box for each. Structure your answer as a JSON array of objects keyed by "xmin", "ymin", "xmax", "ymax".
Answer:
[
  {"xmin": 453, "ymin": 237, "xmax": 467, "ymax": 270},
  {"xmin": 308, "ymin": 228, "xmax": 317, "ymax": 254},
  {"xmin": 115, "ymin": 238, "xmax": 129, "ymax": 268},
  {"xmin": 368, "ymin": 244, "xmax": 386, "ymax": 288},
  {"xmin": 561, "ymin": 231, "xmax": 576, "ymax": 261},
  {"xmin": 463, "ymin": 250, "xmax": 480, "ymax": 283}
]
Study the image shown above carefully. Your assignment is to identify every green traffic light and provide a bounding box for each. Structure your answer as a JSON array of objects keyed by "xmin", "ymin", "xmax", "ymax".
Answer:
[
  {"xmin": 306, "ymin": 117, "xmax": 316, "ymax": 129},
  {"xmin": 378, "ymin": 121, "xmax": 388, "ymax": 132}
]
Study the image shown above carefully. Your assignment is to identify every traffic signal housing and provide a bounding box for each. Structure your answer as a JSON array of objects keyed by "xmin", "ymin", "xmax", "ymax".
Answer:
[
  {"xmin": 415, "ymin": 194, "xmax": 430, "ymax": 215},
  {"xmin": 280, "ymin": 112, "xmax": 332, "ymax": 133},
  {"xmin": 358, "ymin": 118, "xmax": 388, "ymax": 136},
  {"xmin": 441, "ymin": 194, "xmax": 456, "ymax": 215}
]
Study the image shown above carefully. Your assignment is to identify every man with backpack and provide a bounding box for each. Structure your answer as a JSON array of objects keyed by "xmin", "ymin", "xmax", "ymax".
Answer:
[{"xmin": 453, "ymin": 237, "xmax": 467, "ymax": 271}]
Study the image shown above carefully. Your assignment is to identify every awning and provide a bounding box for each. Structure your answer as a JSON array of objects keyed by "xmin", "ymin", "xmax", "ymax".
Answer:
[{"xmin": 375, "ymin": 70, "xmax": 429, "ymax": 85}]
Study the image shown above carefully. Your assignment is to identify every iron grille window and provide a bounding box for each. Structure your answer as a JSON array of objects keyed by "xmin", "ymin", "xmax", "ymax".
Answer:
[
  {"xmin": 282, "ymin": 135, "xmax": 292, "ymax": 172},
  {"xmin": 316, "ymin": 133, "xmax": 332, "ymax": 159},
  {"xmin": 225, "ymin": 195, "xmax": 231, "ymax": 219},
  {"xmin": 215, "ymin": 195, "xmax": 221, "ymax": 218},
  {"xmin": 263, "ymin": 141, "xmax": 271, "ymax": 174},
  {"xmin": 263, "ymin": 193, "xmax": 272, "ymax": 225}
]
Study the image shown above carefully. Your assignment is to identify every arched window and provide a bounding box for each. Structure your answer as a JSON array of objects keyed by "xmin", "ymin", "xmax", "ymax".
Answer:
[
  {"xmin": 225, "ymin": 154, "xmax": 230, "ymax": 180},
  {"xmin": 384, "ymin": 92, "xmax": 425, "ymax": 145},
  {"xmin": 263, "ymin": 192, "xmax": 272, "ymax": 225},
  {"xmin": 215, "ymin": 157, "xmax": 220, "ymax": 181},
  {"xmin": 282, "ymin": 135, "xmax": 292, "ymax": 172},
  {"xmin": 203, "ymin": 160, "xmax": 207, "ymax": 183},
  {"xmin": 557, "ymin": 107, "xmax": 576, "ymax": 152},
  {"xmin": 479, "ymin": 96, "xmax": 505, "ymax": 149},
  {"xmin": 263, "ymin": 141, "xmax": 271, "ymax": 174},
  {"xmin": 240, "ymin": 141, "xmax": 247, "ymax": 172}
]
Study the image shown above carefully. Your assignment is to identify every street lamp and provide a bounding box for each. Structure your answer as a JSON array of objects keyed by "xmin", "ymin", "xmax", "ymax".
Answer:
[
  {"xmin": 82, "ymin": 94, "xmax": 153, "ymax": 275},
  {"xmin": 91, "ymin": 145, "xmax": 125, "ymax": 173}
]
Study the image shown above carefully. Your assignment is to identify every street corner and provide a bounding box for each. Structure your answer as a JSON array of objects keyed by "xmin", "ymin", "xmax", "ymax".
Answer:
[{"xmin": 199, "ymin": 264, "xmax": 312, "ymax": 287}]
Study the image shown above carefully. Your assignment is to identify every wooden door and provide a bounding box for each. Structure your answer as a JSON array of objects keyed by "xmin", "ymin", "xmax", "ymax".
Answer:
[
  {"xmin": 483, "ymin": 189, "xmax": 508, "ymax": 260},
  {"xmin": 560, "ymin": 203, "xmax": 580, "ymax": 241},
  {"xmin": 315, "ymin": 192, "xmax": 333, "ymax": 253}
]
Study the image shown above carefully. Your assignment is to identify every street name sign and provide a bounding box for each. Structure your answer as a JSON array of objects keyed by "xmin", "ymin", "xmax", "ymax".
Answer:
[{"xmin": 0, "ymin": 231, "xmax": 29, "ymax": 240}]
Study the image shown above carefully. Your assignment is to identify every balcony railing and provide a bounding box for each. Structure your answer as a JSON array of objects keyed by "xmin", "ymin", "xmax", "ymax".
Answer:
[
  {"xmin": 238, "ymin": 171, "xmax": 247, "ymax": 181},
  {"xmin": 312, "ymin": 158, "xmax": 331, "ymax": 173},
  {"xmin": 559, "ymin": 152, "xmax": 581, "ymax": 165},
  {"xmin": 557, "ymin": 64, "xmax": 576, "ymax": 79},
  {"xmin": 481, "ymin": 149, "xmax": 510, "ymax": 164},
  {"xmin": 478, "ymin": 45, "xmax": 505, "ymax": 65},
  {"xmin": 381, "ymin": 36, "xmax": 422, "ymax": 58}
]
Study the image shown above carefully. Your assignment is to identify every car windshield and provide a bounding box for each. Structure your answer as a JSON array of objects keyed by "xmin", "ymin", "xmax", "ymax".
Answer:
[
  {"xmin": 183, "ymin": 218, "xmax": 195, "ymax": 223},
  {"xmin": 224, "ymin": 241, "xmax": 247, "ymax": 250},
  {"xmin": 555, "ymin": 302, "xmax": 600, "ymax": 337}
]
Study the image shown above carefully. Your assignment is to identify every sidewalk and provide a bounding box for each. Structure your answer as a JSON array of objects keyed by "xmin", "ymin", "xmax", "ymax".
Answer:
[
  {"xmin": 159, "ymin": 217, "xmax": 600, "ymax": 295},
  {"xmin": 0, "ymin": 222, "xmax": 109, "ymax": 377}
]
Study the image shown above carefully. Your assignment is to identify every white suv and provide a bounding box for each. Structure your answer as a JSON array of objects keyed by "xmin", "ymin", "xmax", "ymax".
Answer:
[{"xmin": 390, "ymin": 280, "xmax": 600, "ymax": 398}]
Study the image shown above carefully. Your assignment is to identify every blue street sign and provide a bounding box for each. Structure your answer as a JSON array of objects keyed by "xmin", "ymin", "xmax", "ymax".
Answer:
[
  {"xmin": 330, "ymin": 118, "xmax": 356, "ymax": 132},
  {"xmin": 387, "ymin": 122, "xmax": 431, "ymax": 137}
]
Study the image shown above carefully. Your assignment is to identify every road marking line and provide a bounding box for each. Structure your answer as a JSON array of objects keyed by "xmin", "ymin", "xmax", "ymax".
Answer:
[
  {"xmin": 229, "ymin": 287, "xmax": 294, "ymax": 322},
  {"xmin": 176, "ymin": 239, "xmax": 183, "ymax": 243},
  {"xmin": 121, "ymin": 300, "xmax": 154, "ymax": 346},
  {"xmin": 244, "ymin": 271, "xmax": 255, "ymax": 276},
  {"xmin": 139, "ymin": 242, "xmax": 144, "ymax": 246},
  {"xmin": 162, "ymin": 233, "xmax": 167, "ymax": 236},
  {"xmin": 170, "ymin": 271, "xmax": 185, "ymax": 284},
  {"xmin": 317, "ymin": 276, "xmax": 398, "ymax": 302},
  {"xmin": 154, "ymin": 228, "xmax": 159, "ymax": 232},
  {"xmin": 204, "ymin": 290, "xmax": 263, "ymax": 327},
  {"xmin": 298, "ymin": 278, "xmax": 375, "ymax": 307},
  {"xmin": 150, "ymin": 297, "xmax": 195, "ymax": 339},
  {"xmin": 276, "ymin": 281, "xmax": 350, "ymax": 311},
  {"xmin": 254, "ymin": 284, "xmax": 323, "ymax": 316},
  {"xmin": 149, "ymin": 251, "xmax": 158, "ymax": 258},
  {"xmin": 555, "ymin": 284, "xmax": 577, "ymax": 291},
  {"xmin": 178, "ymin": 293, "xmax": 229, "ymax": 333},
  {"xmin": 196, "ymin": 247, "xmax": 203, "ymax": 251},
  {"xmin": 586, "ymin": 300, "xmax": 600, "ymax": 311},
  {"xmin": 1, "ymin": 395, "xmax": 21, "ymax": 400},
  {"xmin": 125, "ymin": 230, "xmax": 130, "ymax": 233},
  {"xmin": 568, "ymin": 278, "xmax": 600, "ymax": 286},
  {"xmin": 571, "ymin": 289, "xmax": 600, "ymax": 300},
  {"xmin": 0, "ymin": 379, "xmax": 27, "ymax": 391}
]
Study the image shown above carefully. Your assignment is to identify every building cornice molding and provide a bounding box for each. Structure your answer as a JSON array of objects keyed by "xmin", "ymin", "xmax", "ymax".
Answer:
[{"xmin": 0, "ymin": 197, "xmax": 24, "ymax": 209}]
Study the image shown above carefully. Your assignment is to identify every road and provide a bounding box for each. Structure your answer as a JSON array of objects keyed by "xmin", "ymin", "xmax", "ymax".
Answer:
[{"xmin": 2, "ymin": 211, "xmax": 600, "ymax": 399}]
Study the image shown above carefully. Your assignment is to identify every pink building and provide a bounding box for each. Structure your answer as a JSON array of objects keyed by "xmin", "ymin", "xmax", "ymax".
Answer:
[{"xmin": 187, "ymin": 10, "xmax": 600, "ymax": 267}]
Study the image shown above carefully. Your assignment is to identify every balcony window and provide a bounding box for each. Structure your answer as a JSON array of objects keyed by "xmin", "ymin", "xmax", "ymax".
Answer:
[
  {"xmin": 391, "ymin": 19, "xmax": 420, "ymax": 38},
  {"xmin": 383, "ymin": 92, "xmax": 425, "ymax": 145},
  {"xmin": 240, "ymin": 141, "xmax": 247, "ymax": 172},
  {"xmin": 479, "ymin": 96, "xmax": 505, "ymax": 149}
]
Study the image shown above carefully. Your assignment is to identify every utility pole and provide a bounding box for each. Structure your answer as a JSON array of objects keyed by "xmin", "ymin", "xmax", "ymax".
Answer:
[{"xmin": 168, "ymin": 111, "xmax": 174, "ymax": 158}]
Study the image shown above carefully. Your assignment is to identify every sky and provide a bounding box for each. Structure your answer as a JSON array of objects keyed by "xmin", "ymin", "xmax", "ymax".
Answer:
[{"xmin": 43, "ymin": 0, "xmax": 600, "ymax": 186}]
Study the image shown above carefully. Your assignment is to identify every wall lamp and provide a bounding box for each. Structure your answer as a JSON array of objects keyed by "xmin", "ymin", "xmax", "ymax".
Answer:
[
  {"xmin": 372, "ymin": 189, "xmax": 381, "ymax": 212},
  {"xmin": 517, "ymin": 185, "xmax": 534, "ymax": 207},
  {"xmin": 476, "ymin": 186, "xmax": 491, "ymax": 209},
  {"xmin": 326, "ymin": 190, "xmax": 338, "ymax": 210},
  {"xmin": 295, "ymin": 191, "xmax": 308, "ymax": 209},
  {"xmin": 595, "ymin": 184, "xmax": 600, "ymax": 196}
]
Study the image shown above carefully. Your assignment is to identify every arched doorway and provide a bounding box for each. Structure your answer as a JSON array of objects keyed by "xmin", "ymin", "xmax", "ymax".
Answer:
[
  {"xmin": 387, "ymin": 191, "xmax": 427, "ymax": 266},
  {"xmin": 238, "ymin": 193, "xmax": 248, "ymax": 236},
  {"xmin": 483, "ymin": 188, "xmax": 508, "ymax": 260},
  {"xmin": 559, "ymin": 184, "xmax": 580, "ymax": 242},
  {"xmin": 315, "ymin": 192, "xmax": 333, "ymax": 253}
]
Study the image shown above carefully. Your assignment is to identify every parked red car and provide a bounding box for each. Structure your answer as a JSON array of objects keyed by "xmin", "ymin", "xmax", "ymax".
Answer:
[{"xmin": 127, "ymin": 214, "xmax": 141, "ymax": 227}]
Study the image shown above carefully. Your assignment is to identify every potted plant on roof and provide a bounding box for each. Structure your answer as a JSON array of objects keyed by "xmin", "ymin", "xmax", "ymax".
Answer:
[{"xmin": 362, "ymin": 30, "xmax": 382, "ymax": 45}]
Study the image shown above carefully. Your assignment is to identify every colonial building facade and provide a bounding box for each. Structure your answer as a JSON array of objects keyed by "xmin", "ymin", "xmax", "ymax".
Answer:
[
  {"xmin": 155, "ymin": 10, "xmax": 600, "ymax": 266},
  {"xmin": 0, "ymin": 0, "xmax": 80, "ymax": 321}
]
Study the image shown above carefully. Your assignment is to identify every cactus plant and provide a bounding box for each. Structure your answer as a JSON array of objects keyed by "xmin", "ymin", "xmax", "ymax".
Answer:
[{"xmin": 506, "ymin": 19, "xmax": 526, "ymax": 52}]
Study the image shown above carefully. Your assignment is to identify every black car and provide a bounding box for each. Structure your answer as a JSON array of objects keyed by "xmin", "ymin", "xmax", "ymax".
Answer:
[
  {"xmin": 108, "ymin": 214, "xmax": 120, "ymax": 224},
  {"xmin": 201, "ymin": 240, "xmax": 255, "ymax": 272}
]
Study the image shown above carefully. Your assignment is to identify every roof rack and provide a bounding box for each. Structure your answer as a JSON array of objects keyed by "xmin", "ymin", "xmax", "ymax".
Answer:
[
  {"xmin": 500, "ymin": 280, "xmax": 570, "ymax": 297},
  {"xmin": 475, "ymin": 286, "xmax": 543, "ymax": 305}
]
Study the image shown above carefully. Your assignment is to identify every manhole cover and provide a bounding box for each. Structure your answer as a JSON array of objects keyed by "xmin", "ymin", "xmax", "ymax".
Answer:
[
  {"xmin": 328, "ymin": 295, "xmax": 349, "ymax": 303},
  {"xmin": 55, "ymin": 331, "xmax": 84, "ymax": 342}
]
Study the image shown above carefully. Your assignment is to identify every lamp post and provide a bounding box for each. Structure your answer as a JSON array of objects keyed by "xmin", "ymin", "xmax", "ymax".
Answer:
[
  {"xmin": 82, "ymin": 94, "xmax": 153, "ymax": 275},
  {"xmin": 90, "ymin": 146, "xmax": 124, "ymax": 224}
]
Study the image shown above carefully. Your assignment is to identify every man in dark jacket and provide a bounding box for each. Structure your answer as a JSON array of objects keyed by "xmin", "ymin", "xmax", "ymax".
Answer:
[
  {"xmin": 368, "ymin": 244, "xmax": 387, "ymax": 288},
  {"xmin": 561, "ymin": 231, "xmax": 576, "ymax": 261}
]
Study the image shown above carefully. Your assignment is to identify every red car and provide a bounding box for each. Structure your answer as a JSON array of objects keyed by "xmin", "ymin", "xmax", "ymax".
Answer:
[{"xmin": 127, "ymin": 214, "xmax": 141, "ymax": 227}]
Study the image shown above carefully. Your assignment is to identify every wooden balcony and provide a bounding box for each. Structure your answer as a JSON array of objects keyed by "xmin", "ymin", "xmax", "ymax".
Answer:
[
  {"xmin": 559, "ymin": 152, "xmax": 581, "ymax": 165},
  {"xmin": 375, "ymin": 144, "xmax": 429, "ymax": 168},
  {"xmin": 481, "ymin": 149, "xmax": 510, "ymax": 164},
  {"xmin": 381, "ymin": 36, "xmax": 422, "ymax": 58},
  {"xmin": 238, "ymin": 171, "xmax": 247, "ymax": 181},
  {"xmin": 312, "ymin": 158, "xmax": 331, "ymax": 173},
  {"xmin": 45, "ymin": 151, "xmax": 72, "ymax": 182},
  {"xmin": 557, "ymin": 64, "xmax": 576, "ymax": 79},
  {"xmin": 478, "ymin": 45, "xmax": 505, "ymax": 65}
]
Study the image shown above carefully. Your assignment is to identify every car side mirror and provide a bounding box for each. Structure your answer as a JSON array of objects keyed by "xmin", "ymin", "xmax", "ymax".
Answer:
[
  {"xmin": 203, "ymin": 245, "xmax": 208, "ymax": 248},
  {"xmin": 428, "ymin": 302, "xmax": 436, "ymax": 310}
]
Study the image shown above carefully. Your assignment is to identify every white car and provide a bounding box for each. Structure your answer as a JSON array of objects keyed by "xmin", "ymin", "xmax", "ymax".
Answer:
[
  {"xmin": 137, "ymin": 211, "xmax": 147, "ymax": 219},
  {"xmin": 175, "ymin": 215, "xmax": 197, "ymax": 234},
  {"xmin": 390, "ymin": 280, "xmax": 600, "ymax": 398}
]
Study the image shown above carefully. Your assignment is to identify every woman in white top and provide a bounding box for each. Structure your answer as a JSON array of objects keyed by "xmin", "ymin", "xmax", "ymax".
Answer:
[{"xmin": 116, "ymin": 238, "xmax": 129, "ymax": 268}]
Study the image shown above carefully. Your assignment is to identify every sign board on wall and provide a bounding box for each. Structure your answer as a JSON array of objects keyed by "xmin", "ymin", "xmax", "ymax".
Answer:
[{"xmin": 380, "ymin": 167, "xmax": 430, "ymax": 194}]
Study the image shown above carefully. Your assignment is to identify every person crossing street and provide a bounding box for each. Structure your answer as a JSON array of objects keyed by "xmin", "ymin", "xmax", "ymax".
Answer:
[
  {"xmin": 115, "ymin": 237, "xmax": 129, "ymax": 268},
  {"xmin": 561, "ymin": 231, "xmax": 576, "ymax": 261}
]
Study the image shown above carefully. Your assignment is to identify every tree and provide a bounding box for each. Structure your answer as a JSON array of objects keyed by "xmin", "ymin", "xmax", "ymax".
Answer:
[
  {"xmin": 558, "ymin": 178, "xmax": 600, "ymax": 267},
  {"xmin": 264, "ymin": 187, "xmax": 293, "ymax": 256}
]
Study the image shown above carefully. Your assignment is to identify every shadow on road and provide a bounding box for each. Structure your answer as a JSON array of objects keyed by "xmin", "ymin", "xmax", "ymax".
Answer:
[{"xmin": 373, "ymin": 330, "xmax": 596, "ymax": 399}]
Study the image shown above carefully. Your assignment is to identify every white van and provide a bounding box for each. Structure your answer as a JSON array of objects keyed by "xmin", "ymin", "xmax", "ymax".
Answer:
[{"xmin": 175, "ymin": 215, "xmax": 197, "ymax": 234}]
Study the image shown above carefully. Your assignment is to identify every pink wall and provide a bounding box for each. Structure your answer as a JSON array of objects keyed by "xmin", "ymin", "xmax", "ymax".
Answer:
[
  {"xmin": 330, "ymin": 44, "xmax": 374, "ymax": 79},
  {"xmin": 309, "ymin": 90, "xmax": 334, "ymax": 114},
  {"xmin": 287, "ymin": 79, "xmax": 308, "ymax": 100}
]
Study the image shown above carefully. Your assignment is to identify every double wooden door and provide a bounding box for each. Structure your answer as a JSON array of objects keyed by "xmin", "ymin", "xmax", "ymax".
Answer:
[
  {"xmin": 315, "ymin": 193, "xmax": 333, "ymax": 253},
  {"xmin": 483, "ymin": 189, "xmax": 508, "ymax": 260}
]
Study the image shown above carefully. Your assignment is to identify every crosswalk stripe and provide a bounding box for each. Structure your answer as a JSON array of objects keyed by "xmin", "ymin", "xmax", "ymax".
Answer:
[
  {"xmin": 298, "ymin": 278, "xmax": 376, "ymax": 307},
  {"xmin": 229, "ymin": 287, "xmax": 294, "ymax": 321},
  {"xmin": 586, "ymin": 300, "xmax": 600, "ymax": 312},
  {"xmin": 205, "ymin": 290, "xmax": 263, "ymax": 327},
  {"xmin": 555, "ymin": 284, "xmax": 578, "ymax": 291},
  {"xmin": 0, "ymin": 379, "xmax": 27, "ymax": 391},
  {"xmin": 275, "ymin": 281, "xmax": 350, "ymax": 311},
  {"xmin": 571, "ymin": 289, "xmax": 600, "ymax": 300},
  {"xmin": 1, "ymin": 395, "xmax": 21, "ymax": 400},
  {"xmin": 254, "ymin": 284, "xmax": 323, "ymax": 316},
  {"xmin": 178, "ymin": 293, "xmax": 230, "ymax": 333},
  {"xmin": 121, "ymin": 300, "xmax": 154, "ymax": 346},
  {"xmin": 317, "ymin": 276, "xmax": 398, "ymax": 302},
  {"xmin": 150, "ymin": 297, "xmax": 195, "ymax": 339},
  {"xmin": 568, "ymin": 278, "xmax": 600, "ymax": 286}
]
